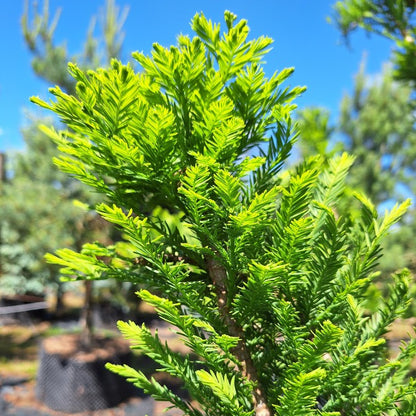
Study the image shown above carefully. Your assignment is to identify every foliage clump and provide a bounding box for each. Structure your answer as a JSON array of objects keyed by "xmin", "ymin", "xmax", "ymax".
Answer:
[
  {"xmin": 33, "ymin": 11, "xmax": 416, "ymax": 416},
  {"xmin": 333, "ymin": 0, "xmax": 416, "ymax": 84}
]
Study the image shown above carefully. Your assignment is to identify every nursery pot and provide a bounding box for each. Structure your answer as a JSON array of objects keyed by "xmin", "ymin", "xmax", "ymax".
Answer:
[{"xmin": 36, "ymin": 333, "xmax": 135, "ymax": 413}]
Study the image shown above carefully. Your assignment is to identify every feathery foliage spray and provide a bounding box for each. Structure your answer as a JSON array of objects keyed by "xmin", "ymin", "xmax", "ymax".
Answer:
[{"xmin": 33, "ymin": 11, "xmax": 416, "ymax": 415}]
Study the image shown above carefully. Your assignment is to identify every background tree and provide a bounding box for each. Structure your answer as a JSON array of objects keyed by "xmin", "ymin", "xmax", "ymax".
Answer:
[
  {"xmin": 339, "ymin": 63, "xmax": 416, "ymax": 274},
  {"xmin": 0, "ymin": 0, "xmax": 128, "ymax": 347},
  {"xmin": 316, "ymin": 1, "xmax": 416, "ymax": 306},
  {"xmin": 297, "ymin": 61, "xmax": 416, "ymax": 287},
  {"xmin": 1, "ymin": 120, "xmax": 84, "ymax": 299},
  {"xmin": 21, "ymin": 0, "xmax": 128, "ymax": 94},
  {"xmin": 339, "ymin": 63, "xmax": 416, "ymax": 206},
  {"xmin": 332, "ymin": 0, "xmax": 416, "ymax": 85},
  {"xmin": 320, "ymin": 3, "xmax": 416, "ymax": 279}
]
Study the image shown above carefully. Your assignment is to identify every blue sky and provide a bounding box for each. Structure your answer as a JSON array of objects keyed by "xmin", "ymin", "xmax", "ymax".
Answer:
[{"xmin": 0, "ymin": 0, "xmax": 393, "ymax": 152}]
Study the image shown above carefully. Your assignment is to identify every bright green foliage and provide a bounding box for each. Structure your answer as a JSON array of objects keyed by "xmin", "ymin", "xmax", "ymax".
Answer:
[
  {"xmin": 332, "ymin": 0, "xmax": 416, "ymax": 84},
  {"xmin": 35, "ymin": 11, "xmax": 416, "ymax": 415}
]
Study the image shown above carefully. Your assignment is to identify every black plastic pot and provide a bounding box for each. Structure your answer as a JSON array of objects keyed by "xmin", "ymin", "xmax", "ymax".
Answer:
[{"xmin": 36, "ymin": 341, "xmax": 135, "ymax": 413}]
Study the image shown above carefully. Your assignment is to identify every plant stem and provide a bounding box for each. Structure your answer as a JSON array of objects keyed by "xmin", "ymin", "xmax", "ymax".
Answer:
[{"xmin": 206, "ymin": 255, "xmax": 271, "ymax": 416}]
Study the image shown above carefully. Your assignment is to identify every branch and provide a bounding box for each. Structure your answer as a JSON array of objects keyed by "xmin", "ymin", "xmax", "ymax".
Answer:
[{"xmin": 205, "ymin": 255, "xmax": 271, "ymax": 416}]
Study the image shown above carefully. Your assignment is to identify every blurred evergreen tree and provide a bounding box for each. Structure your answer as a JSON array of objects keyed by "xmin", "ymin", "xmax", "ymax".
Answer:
[
  {"xmin": 332, "ymin": 0, "xmax": 416, "ymax": 86},
  {"xmin": 339, "ymin": 64, "xmax": 416, "ymax": 278},
  {"xmin": 330, "ymin": 0, "xmax": 416, "ymax": 306},
  {"xmin": 1, "ymin": 119, "xmax": 85, "ymax": 297},
  {"xmin": 339, "ymin": 63, "xmax": 416, "ymax": 206},
  {"xmin": 0, "ymin": 0, "xmax": 128, "ymax": 345},
  {"xmin": 297, "ymin": 63, "xmax": 416, "ymax": 283}
]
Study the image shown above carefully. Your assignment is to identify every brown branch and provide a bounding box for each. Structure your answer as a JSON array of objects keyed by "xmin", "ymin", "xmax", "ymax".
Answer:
[{"xmin": 205, "ymin": 255, "xmax": 272, "ymax": 416}]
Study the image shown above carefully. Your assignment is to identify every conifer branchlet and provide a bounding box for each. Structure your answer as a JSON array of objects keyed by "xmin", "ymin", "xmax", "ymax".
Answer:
[{"xmin": 34, "ymin": 10, "xmax": 416, "ymax": 416}]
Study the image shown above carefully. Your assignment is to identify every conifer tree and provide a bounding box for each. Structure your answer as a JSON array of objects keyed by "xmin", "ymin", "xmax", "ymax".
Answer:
[
  {"xmin": 298, "ymin": 63, "xmax": 416, "ymax": 279},
  {"xmin": 339, "ymin": 64, "xmax": 416, "ymax": 207},
  {"xmin": 33, "ymin": 11, "xmax": 416, "ymax": 415},
  {"xmin": 0, "ymin": 0, "xmax": 128, "ymax": 341},
  {"xmin": 339, "ymin": 64, "xmax": 416, "ymax": 278},
  {"xmin": 332, "ymin": 0, "xmax": 416, "ymax": 85},
  {"xmin": 0, "ymin": 121, "xmax": 88, "ymax": 297}
]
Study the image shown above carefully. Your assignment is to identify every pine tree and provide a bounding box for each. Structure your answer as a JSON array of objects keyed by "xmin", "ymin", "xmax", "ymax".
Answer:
[
  {"xmin": 339, "ymin": 63, "xmax": 416, "ymax": 207},
  {"xmin": 33, "ymin": 11, "xmax": 416, "ymax": 415},
  {"xmin": 0, "ymin": 0, "xmax": 128, "ymax": 345}
]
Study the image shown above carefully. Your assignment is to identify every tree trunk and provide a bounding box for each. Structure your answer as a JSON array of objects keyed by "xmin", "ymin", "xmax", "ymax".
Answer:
[
  {"xmin": 205, "ymin": 255, "xmax": 271, "ymax": 416},
  {"xmin": 80, "ymin": 280, "xmax": 94, "ymax": 350},
  {"xmin": 55, "ymin": 280, "xmax": 64, "ymax": 317}
]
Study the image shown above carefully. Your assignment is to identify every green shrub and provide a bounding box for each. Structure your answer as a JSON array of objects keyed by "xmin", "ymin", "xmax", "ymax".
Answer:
[{"xmin": 33, "ymin": 11, "xmax": 416, "ymax": 416}]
